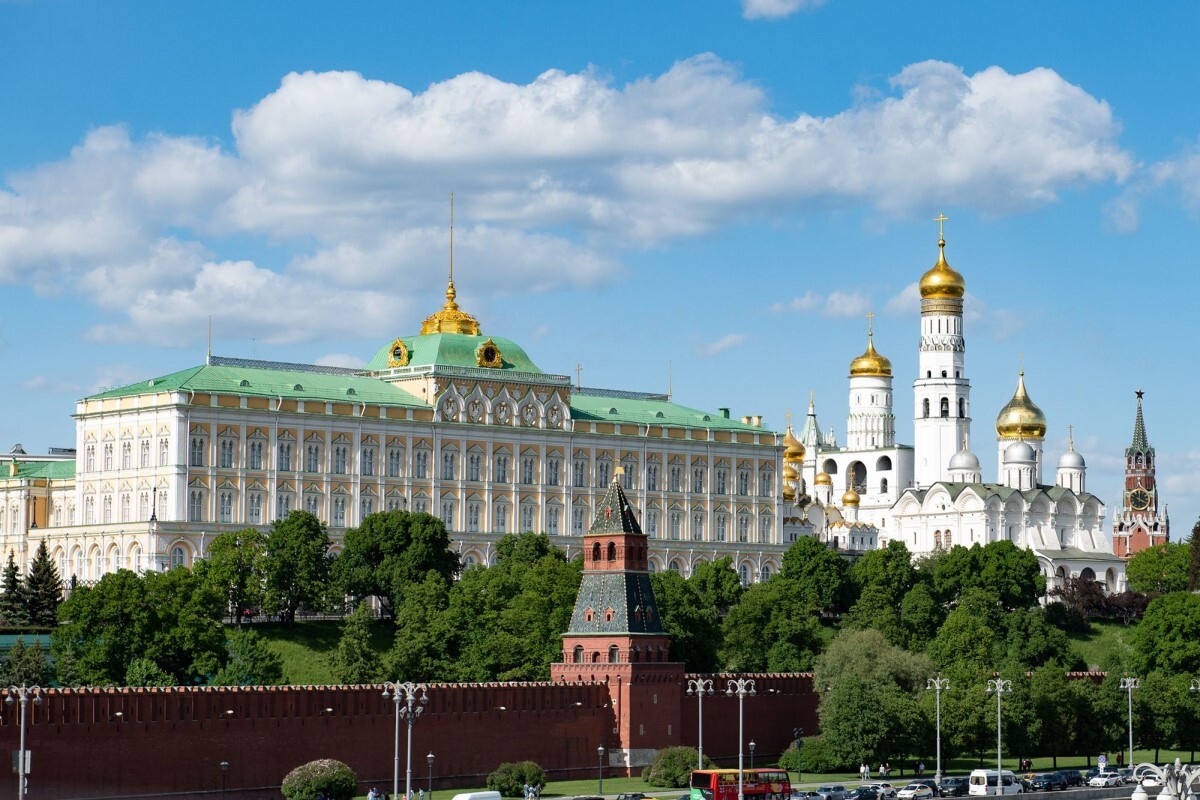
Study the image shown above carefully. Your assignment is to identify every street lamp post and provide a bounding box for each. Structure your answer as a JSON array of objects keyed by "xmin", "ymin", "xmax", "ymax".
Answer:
[
  {"xmin": 1120, "ymin": 677, "xmax": 1140, "ymax": 769},
  {"xmin": 382, "ymin": 681, "xmax": 429, "ymax": 800},
  {"xmin": 5, "ymin": 684, "xmax": 41, "ymax": 799},
  {"xmin": 985, "ymin": 678, "xmax": 1011, "ymax": 798},
  {"xmin": 686, "ymin": 677, "xmax": 715, "ymax": 769},
  {"xmin": 220, "ymin": 761, "xmax": 230, "ymax": 800},
  {"xmin": 927, "ymin": 677, "xmax": 950, "ymax": 784},
  {"xmin": 749, "ymin": 740, "xmax": 756, "ymax": 770},
  {"xmin": 597, "ymin": 745, "xmax": 605, "ymax": 795},
  {"xmin": 427, "ymin": 752, "xmax": 435, "ymax": 800},
  {"xmin": 727, "ymin": 678, "xmax": 757, "ymax": 800},
  {"xmin": 1130, "ymin": 758, "xmax": 1200, "ymax": 800}
]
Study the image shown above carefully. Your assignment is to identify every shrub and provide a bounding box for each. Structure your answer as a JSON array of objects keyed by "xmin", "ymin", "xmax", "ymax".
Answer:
[
  {"xmin": 797, "ymin": 735, "xmax": 839, "ymax": 774},
  {"xmin": 644, "ymin": 747, "xmax": 713, "ymax": 788},
  {"xmin": 777, "ymin": 742, "xmax": 800, "ymax": 772},
  {"xmin": 486, "ymin": 761, "xmax": 546, "ymax": 797},
  {"xmin": 281, "ymin": 758, "xmax": 358, "ymax": 800}
]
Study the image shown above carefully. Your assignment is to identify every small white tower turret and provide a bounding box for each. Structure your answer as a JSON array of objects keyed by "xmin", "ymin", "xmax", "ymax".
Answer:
[
  {"xmin": 1056, "ymin": 424, "xmax": 1086, "ymax": 494},
  {"xmin": 1002, "ymin": 439, "xmax": 1037, "ymax": 491}
]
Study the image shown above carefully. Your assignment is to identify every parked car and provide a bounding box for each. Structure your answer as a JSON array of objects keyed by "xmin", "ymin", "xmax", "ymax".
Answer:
[
  {"xmin": 896, "ymin": 784, "xmax": 934, "ymax": 800},
  {"xmin": 1029, "ymin": 774, "xmax": 1066, "ymax": 792},
  {"xmin": 912, "ymin": 779, "xmax": 941, "ymax": 797},
  {"xmin": 1059, "ymin": 771, "xmax": 1083, "ymax": 788},
  {"xmin": 815, "ymin": 786, "xmax": 848, "ymax": 800},
  {"xmin": 939, "ymin": 778, "xmax": 969, "ymax": 798},
  {"xmin": 1082, "ymin": 768, "xmax": 1100, "ymax": 782},
  {"xmin": 1088, "ymin": 772, "xmax": 1121, "ymax": 787},
  {"xmin": 793, "ymin": 792, "xmax": 822, "ymax": 800},
  {"xmin": 868, "ymin": 783, "xmax": 899, "ymax": 799},
  {"xmin": 847, "ymin": 786, "xmax": 881, "ymax": 800},
  {"xmin": 616, "ymin": 794, "xmax": 646, "ymax": 800}
]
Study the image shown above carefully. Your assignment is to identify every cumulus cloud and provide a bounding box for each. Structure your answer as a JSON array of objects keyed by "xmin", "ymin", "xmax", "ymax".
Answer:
[
  {"xmin": 884, "ymin": 283, "xmax": 921, "ymax": 315},
  {"xmin": 0, "ymin": 57, "xmax": 1134, "ymax": 346},
  {"xmin": 698, "ymin": 333, "xmax": 748, "ymax": 356},
  {"xmin": 741, "ymin": 0, "xmax": 826, "ymax": 19},
  {"xmin": 883, "ymin": 284, "xmax": 1022, "ymax": 339},
  {"xmin": 772, "ymin": 289, "xmax": 870, "ymax": 318}
]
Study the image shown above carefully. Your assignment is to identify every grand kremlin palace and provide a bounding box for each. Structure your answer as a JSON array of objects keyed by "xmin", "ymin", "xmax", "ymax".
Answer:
[{"xmin": 0, "ymin": 230, "xmax": 1125, "ymax": 592}]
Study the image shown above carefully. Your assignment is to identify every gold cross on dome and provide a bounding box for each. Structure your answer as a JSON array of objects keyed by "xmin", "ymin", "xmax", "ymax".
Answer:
[
  {"xmin": 866, "ymin": 310, "xmax": 875, "ymax": 336},
  {"xmin": 934, "ymin": 213, "xmax": 949, "ymax": 238},
  {"xmin": 786, "ymin": 409, "xmax": 793, "ymax": 427},
  {"xmin": 575, "ymin": 363, "xmax": 582, "ymax": 391}
]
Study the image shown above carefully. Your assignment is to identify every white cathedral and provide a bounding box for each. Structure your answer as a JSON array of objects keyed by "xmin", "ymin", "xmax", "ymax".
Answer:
[{"xmin": 780, "ymin": 228, "xmax": 1127, "ymax": 594}]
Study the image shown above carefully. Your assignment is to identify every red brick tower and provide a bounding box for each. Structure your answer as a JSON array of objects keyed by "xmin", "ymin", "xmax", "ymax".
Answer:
[
  {"xmin": 1113, "ymin": 390, "xmax": 1169, "ymax": 558},
  {"xmin": 551, "ymin": 469, "xmax": 685, "ymax": 772}
]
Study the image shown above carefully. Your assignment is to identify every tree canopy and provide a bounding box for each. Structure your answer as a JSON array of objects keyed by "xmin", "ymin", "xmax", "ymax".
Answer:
[{"xmin": 1127, "ymin": 542, "xmax": 1191, "ymax": 595}]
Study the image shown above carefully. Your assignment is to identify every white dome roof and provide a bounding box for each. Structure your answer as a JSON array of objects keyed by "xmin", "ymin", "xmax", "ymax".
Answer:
[
  {"xmin": 1004, "ymin": 440, "xmax": 1036, "ymax": 463},
  {"xmin": 948, "ymin": 448, "xmax": 981, "ymax": 472},
  {"xmin": 1058, "ymin": 449, "xmax": 1086, "ymax": 469}
]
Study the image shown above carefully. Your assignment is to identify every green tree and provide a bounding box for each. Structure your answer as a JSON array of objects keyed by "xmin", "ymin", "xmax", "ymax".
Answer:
[
  {"xmin": 1190, "ymin": 520, "xmax": 1200, "ymax": 592},
  {"xmin": 1000, "ymin": 607, "xmax": 1081, "ymax": 670},
  {"xmin": 818, "ymin": 672, "xmax": 925, "ymax": 769},
  {"xmin": 1027, "ymin": 665, "xmax": 1077, "ymax": 767},
  {"xmin": 381, "ymin": 571, "xmax": 455, "ymax": 682},
  {"xmin": 264, "ymin": 511, "xmax": 332, "ymax": 624},
  {"xmin": 211, "ymin": 629, "xmax": 285, "ymax": 686},
  {"xmin": 933, "ymin": 542, "xmax": 1044, "ymax": 610},
  {"xmin": 25, "ymin": 540, "xmax": 63, "ymax": 627},
  {"xmin": 1127, "ymin": 542, "xmax": 1191, "ymax": 595},
  {"xmin": 851, "ymin": 540, "xmax": 916, "ymax": 607},
  {"xmin": 125, "ymin": 657, "xmax": 173, "ymax": 687},
  {"xmin": 926, "ymin": 589, "xmax": 1002, "ymax": 671},
  {"xmin": 0, "ymin": 637, "xmax": 50, "ymax": 685},
  {"xmin": 0, "ymin": 552, "xmax": 30, "ymax": 627},
  {"xmin": 1132, "ymin": 591, "xmax": 1200, "ymax": 675},
  {"xmin": 844, "ymin": 584, "xmax": 904, "ymax": 645},
  {"xmin": 332, "ymin": 602, "xmax": 380, "ymax": 684},
  {"xmin": 780, "ymin": 536, "xmax": 852, "ymax": 613},
  {"xmin": 651, "ymin": 570, "xmax": 720, "ymax": 671},
  {"xmin": 720, "ymin": 577, "xmax": 823, "ymax": 671},
  {"xmin": 813, "ymin": 628, "xmax": 936, "ymax": 697},
  {"xmin": 333, "ymin": 510, "xmax": 459, "ymax": 622},
  {"xmin": 688, "ymin": 556, "xmax": 744, "ymax": 616},
  {"xmin": 203, "ymin": 528, "xmax": 267, "ymax": 628},
  {"xmin": 899, "ymin": 583, "xmax": 943, "ymax": 650}
]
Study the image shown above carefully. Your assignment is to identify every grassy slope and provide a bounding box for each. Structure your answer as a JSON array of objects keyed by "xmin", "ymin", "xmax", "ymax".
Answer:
[
  {"xmin": 1067, "ymin": 619, "xmax": 1137, "ymax": 672},
  {"xmin": 245, "ymin": 620, "xmax": 395, "ymax": 684}
]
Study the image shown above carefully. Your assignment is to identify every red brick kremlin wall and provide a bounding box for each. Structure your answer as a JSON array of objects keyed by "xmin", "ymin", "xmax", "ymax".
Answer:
[{"xmin": 0, "ymin": 675, "xmax": 820, "ymax": 800}]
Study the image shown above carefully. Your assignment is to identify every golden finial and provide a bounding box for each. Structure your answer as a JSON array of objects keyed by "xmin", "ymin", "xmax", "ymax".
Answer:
[
  {"xmin": 786, "ymin": 409, "xmax": 794, "ymax": 427},
  {"xmin": 575, "ymin": 363, "xmax": 583, "ymax": 392},
  {"xmin": 1068, "ymin": 424, "xmax": 1075, "ymax": 451},
  {"xmin": 418, "ymin": 192, "xmax": 481, "ymax": 335},
  {"xmin": 935, "ymin": 213, "xmax": 949, "ymax": 244},
  {"xmin": 1019, "ymin": 352, "xmax": 1025, "ymax": 376},
  {"xmin": 866, "ymin": 310, "xmax": 875, "ymax": 337}
]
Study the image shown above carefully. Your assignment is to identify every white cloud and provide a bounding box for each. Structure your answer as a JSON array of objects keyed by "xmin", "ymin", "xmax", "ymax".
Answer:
[
  {"xmin": 698, "ymin": 333, "xmax": 748, "ymax": 356},
  {"xmin": 20, "ymin": 375, "xmax": 83, "ymax": 394},
  {"xmin": 884, "ymin": 285, "xmax": 1022, "ymax": 339},
  {"xmin": 884, "ymin": 283, "xmax": 921, "ymax": 315},
  {"xmin": 741, "ymin": 0, "xmax": 826, "ymax": 20},
  {"xmin": 315, "ymin": 353, "xmax": 367, "ymax": 369},
  {"xmin": 0, "ymin": 58, "xmax": 1134, "ymax": 346},
  {"xmin": 772, "ymin": 289, "xmax": 870, "ymax": 318}
]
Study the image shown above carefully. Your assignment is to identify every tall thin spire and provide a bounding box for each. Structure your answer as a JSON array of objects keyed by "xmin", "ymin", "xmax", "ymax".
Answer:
[
  {"xmin": 449, "ymin": 191, "xmax": 455, "ymax": 287},
  {"xmin": 1129, "ymin": 389, "xmax": 1151, "ymax": 455},
  {"xmin": 206, "ymin": 316, "xmax": 212, "ymax": 365}
]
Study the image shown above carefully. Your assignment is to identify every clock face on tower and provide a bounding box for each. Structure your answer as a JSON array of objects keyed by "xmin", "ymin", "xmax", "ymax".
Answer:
[{"xmin": 1130, "ymin": 488, "xmax": 1150, "ymax": 511}]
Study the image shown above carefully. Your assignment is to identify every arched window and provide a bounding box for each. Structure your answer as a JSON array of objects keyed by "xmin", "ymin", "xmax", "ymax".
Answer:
[
  {"xmin": 606, "ymin": 542, "xmax": 617, "ymax": 561},
  {"xmin": 573, "ymin": 645, "xmax": 585, "ymax": 664},
  {"xmin": 923, "ymin": 398, "xmax": 930, "ymax": 418},
  {"xmin": 940, "ymin": 397, "xmax": 949, "ymax": 418},
  {"xmin": 880, "ymin": 478, "xmax": 889, "ymax": 493},
  {"xmin": 958, "ymin": 398, "xmax": 965, "ymax": 418},
  {"xmin": 591, "ymin": 543, "xmax": 601, "ymax": 562},
  {"xmin": 170, "ymin": 546, "xmax": 185, "ymax": 569},
  {"xmin": 608, "ymin": 645, "xmax": 620, "ymax": 663}
]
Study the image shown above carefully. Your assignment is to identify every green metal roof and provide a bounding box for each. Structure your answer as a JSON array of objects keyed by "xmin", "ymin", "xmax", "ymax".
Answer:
[
  {"xmin": 85, "ymin": 361, "xmax": 425, "ymax": 407},
  {"xmin": 365, "ymin": 333, "xmax": 543, "ymax": 373},
  {"xmin": 0, "ymin": 460, "xmax": 75, "ymax": 482},
  {"xmin": 569, "ymin": 393, "xmax": 769, "ymax": 432}
]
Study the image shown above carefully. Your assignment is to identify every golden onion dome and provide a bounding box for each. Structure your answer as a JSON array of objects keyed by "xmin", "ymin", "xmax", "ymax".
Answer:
[
  {"xmin": 849, "ymin": 333, "xmax": 893, "ymax": 378},
  {"xmin": 420, "ymin": 279, "xmax": 482, "ymax": 336},
  {"xmin": 782, "ymin": 484, "xmax": 796, "ymax": 502},
  {"xmin": 919, "ymin": 236, "xmax": 966, "ymax": 299},
  {"xmin": 995, "ymin": 370, "xmax": 1047, "ymax": 440},
  {"xmin": 783, "ymin": 425, "xmax": 806, "ymax": 462},
  {"xmin": 842, "ymin": 487, "xmax": 860, "ymax": 506},
  {"xmin": 783, "ymin": 463, "xmax": 799, "ymax": 481},
  {"xmin": 814, "ymin": 470, "xmax": 833, "ymax": 486}
]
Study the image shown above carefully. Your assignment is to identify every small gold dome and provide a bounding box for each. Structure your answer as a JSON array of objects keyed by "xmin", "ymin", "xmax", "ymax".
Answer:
[
  {"xmin": 919, "ymin": 237, "xmax": 966, "ymax": 299},
  {"xmin": 782, "ymin": 484, "xmax": 796, "ymax": 502},
  {"xmin": 849, "ymin": 334, "xmax": 892, "ymax": 378},
  {"xmin": 842, "ymin": 487, "xmax": 860, "ymax": 506},
  {"xmin": 995, "ymin": 370, "xmax": 1047, "ymax": 440},
  {"xmin": 815, "ymin": 471, "xmax": 833, "ymax": 486},
  {"xmin": 420, "ymin": 279, "xmax": 482, "ymax": 336},
  {"xmin": 784, "ymin": 464, "xmax": 799, "ymax": 480},
  {"xmin": 783, "ymin": 425, "xmax": 806, "ymax": 462}
]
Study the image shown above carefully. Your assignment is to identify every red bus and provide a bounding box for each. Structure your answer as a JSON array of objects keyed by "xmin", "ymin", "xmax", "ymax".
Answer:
[{"xmin": 690, "ymin": 770, "xmax": 792, "ymax": 800}]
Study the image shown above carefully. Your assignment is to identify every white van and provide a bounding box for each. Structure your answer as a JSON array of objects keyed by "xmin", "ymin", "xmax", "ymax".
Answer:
[
  {"xmin": 968, "ymin": 770, "xmax": 1021, "ymax": 796},
  {"xmin": 451, "ymin": 792, "xmax": 502, "ymax": 800}
]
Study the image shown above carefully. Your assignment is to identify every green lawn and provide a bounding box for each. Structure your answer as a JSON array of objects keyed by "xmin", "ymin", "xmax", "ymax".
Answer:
[
  {"xmin": 243, "ymin": 619, "xmax": 394, "ymax": 684},
  {"xmin": 1068, "ymin": 619, "xmax": 1137, "ymax": 671}
]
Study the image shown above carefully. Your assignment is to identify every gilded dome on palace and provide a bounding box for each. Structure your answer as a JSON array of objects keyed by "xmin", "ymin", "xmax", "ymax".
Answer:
[
  {"xmin": 814, "ymin": 470, "xmax": 833, "ymax": 486},
  {"xmin": 783, "ymin": 463, "xmax": 800, "ymax": 481},
  {"xmin": 919, "ymin": 236, "xmax": 966, "ymax": 299},
  {"xmin": 995, "ymin": 370, "xmax": 1047, "ymax": 440},
  {"xmin": 842, "ymin": 487, "xmax": 860, "ymax": 506},
  {"xmin": 420, "ymin": 279, "xmax": 481, "ymax": 336},
  {"xmin": 783, "ymin": 425, "xmax": 806, "ymax": 462},
  {"xmin": 849, "ymin": 334, "xmax": 893, "ymax": 378}
]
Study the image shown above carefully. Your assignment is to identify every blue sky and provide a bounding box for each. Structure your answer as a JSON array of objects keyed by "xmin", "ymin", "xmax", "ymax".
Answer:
[{"xmin": 3, "ymin": 1, "xmax": 1199, "ymax": 533}]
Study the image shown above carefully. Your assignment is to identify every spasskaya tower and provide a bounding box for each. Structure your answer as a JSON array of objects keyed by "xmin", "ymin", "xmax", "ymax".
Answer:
[{"xmin": 1112, "ymin": 390, "xmax": 1169, "ymax": 558}]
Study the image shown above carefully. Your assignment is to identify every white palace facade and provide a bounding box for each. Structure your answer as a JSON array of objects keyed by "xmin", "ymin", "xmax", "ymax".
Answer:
[{"xmin": 0, "ymin": 226, "xmax": 1126, "ymax": 595}]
